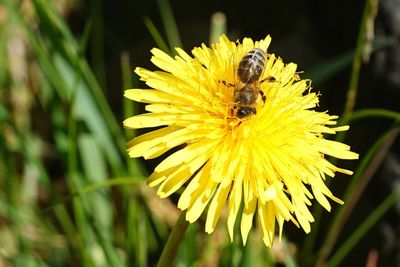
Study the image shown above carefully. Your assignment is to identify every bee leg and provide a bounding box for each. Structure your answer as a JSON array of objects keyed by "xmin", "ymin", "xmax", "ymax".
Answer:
[
  {"xmin": 218, "ymin": 80, "xmax": 234, "ymax": 87},
  {"xmin": 260, "ymin": 75, "xmax": 276, "ymax": 83},
  {"xmin": 230, "ymin": 105, "xmax": 237, "ymax": 117},
  {"xmin": 259, "ymin": 90, "xmax": 266, "ymax": 103}
]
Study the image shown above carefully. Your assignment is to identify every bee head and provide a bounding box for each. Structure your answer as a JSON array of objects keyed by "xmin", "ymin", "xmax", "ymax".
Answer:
[{"xmin": 236, "ymin": 107, "xmax": 256, "ymax": 118}]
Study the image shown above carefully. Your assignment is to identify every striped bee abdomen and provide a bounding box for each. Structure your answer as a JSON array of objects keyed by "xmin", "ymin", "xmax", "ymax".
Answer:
[{"xmin": 237, "ymin": 48, "xmax": 267, "ymax": 83}]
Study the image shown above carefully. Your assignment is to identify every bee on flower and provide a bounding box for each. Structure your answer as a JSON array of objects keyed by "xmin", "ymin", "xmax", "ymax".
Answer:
[{"xmin": 123, "ymin": 35, "xmax": 359, "ymax": 247}]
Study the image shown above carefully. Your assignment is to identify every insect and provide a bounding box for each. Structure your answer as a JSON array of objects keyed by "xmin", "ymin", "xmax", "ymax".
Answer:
[{"xmin": 222, "ymin": 48, "xmax": 275, "ymax": 119}]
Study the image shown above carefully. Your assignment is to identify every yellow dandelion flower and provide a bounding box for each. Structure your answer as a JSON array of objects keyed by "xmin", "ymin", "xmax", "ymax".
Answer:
[{"xmin": 124, "ymin": 34, "xmax": 359, "ymax": 247}]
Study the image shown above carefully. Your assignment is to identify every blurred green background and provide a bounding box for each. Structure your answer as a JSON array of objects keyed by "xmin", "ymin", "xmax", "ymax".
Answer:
[{"xmin": 1, "ymin": 0, "xmax": 400, "ymax": 266}]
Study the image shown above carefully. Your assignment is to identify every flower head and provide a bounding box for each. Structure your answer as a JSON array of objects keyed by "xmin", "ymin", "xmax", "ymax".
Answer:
[{"xmin": 124, "ymin": 35, "xmax": 359, "ymax": 247}]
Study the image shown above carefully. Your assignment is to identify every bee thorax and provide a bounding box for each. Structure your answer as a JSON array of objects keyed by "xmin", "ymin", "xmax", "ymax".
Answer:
[{"xmin": 234, "ymin": 85, "xmax": 258, "ymax": 105}]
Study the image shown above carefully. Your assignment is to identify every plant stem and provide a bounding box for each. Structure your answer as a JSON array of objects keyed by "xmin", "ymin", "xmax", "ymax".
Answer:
[
  {"xmin": 341, "ymin": 0, "xmax": 371, "ymax": 121},
  {"xmin": 157, "ymin": 211, "xmax": 189, "ymax": 267}
]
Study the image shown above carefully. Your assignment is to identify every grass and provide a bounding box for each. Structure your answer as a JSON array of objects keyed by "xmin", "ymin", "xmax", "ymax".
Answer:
[{"xmin": 1, "ymin": 0, "xmax": 400, "ymax": 266}]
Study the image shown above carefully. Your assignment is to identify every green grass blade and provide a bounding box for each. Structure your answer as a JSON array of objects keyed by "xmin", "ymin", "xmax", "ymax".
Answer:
[
  {"xmin": 156, "ymin": 0, "xmax": 182, "ymax": 50},
  {"xmin": 317, "ymin": 126, "xmax": 400, "ymax": 266},
  {"xmin": 303, "ymin": 0, "xmax": 373, "ymax": 258},
  {"xmin": 53, "ymin": 52, "xmax": 123, "ymax": 172},
  {"xmin": 308, "ymin": 51, "xmax": 354, "ymax": 84},
  {"xmin": 78, "ymin": 133, "xmax": 112, "ymax": 228},
  {"xmin": 31, "ymin": 0, "xmax": 126, "ymax": 163},
  {"xmin": 5, "ymin": 0, "xmax": 125, "ymax": 175},
  {"xmin": 81, "ymin": 177, "xmax": 145, "ymax": 193},
  {"xmin": 327, "ymin": 188, "xmax": 400, "ymax": 267},
  {"xmin": 308, "ymin": 37, "xmax": 394, "ymax": 84},
  {"xmin": 121, "ymin": 51, "xmax": 135, "ymax": 120},
  {"xmin": 79, "ymin": 134, "xmax": 108, "ymax": 184},
  {"xmin": 92, "ymin": 220, "xmax": 125, "ymax": 267},
  {"xmin": 79, "ymin": 18, "xmax": 94, "ymax": 58},
  {"xmin": 121, "ymin": 52, "xmax": 147, "ymax": 177},
  {"xmin": 90, "ymin": 0, "xmax": 106, "ymax": 89},
  {"xmin": 43, "ymin": 177, "xmax": 145, "ymax": 212},
  {"xmin": 209, "ymin": 12, "xmax": 227, "ymax": 44},
  {"xmin": 4, "ymin": 0, "xmax": 70, "ymax": 98},
  {"xmin": 125, "ymin": 198, "xmax": 149, "ymax": 267},
  {"xmin": 349, "ymin": 108, "xmax": 400, "ymax": 122},
  {"xmin": 341, "ymin": 0, "xmax": 372, "ymax": 119},
  {"xmin": 66, "ymin": 99, "xmax": 92, "ymax": 266},
  {"xmin": 52, "ymin": 204, "xmax": 77, "ymax": 245},
  {"xmin": 143, "ymin": 17, "xmax": 171, "ymax": 54}
]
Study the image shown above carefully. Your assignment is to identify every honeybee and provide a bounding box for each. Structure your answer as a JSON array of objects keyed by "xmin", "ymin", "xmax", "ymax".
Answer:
[{"xmin": 223, "ymin": 48, "xmax": 275, "ymax": 119}]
